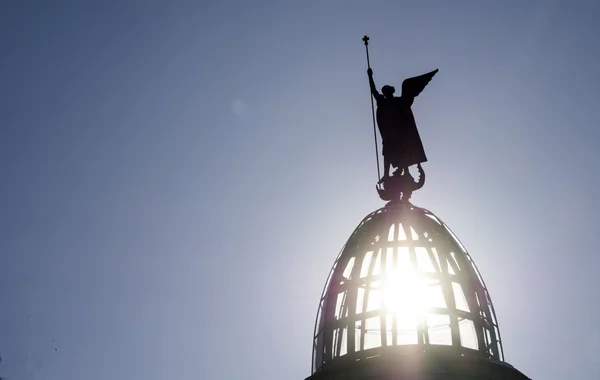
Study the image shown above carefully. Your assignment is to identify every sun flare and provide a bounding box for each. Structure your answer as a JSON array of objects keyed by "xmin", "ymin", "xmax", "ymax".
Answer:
[{"xmin": 382, "ymin": 269, "xmax": 428, "ymax": 329}]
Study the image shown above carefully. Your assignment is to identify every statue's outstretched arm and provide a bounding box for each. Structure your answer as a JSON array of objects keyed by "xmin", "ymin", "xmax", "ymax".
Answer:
[{"xmin": 368, "ymin": 69, "xmax": 383, "ymax": 102}]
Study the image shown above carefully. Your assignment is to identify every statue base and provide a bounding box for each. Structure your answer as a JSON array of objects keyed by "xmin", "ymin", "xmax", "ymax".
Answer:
[{"xmin": 376, "ymin": 164, "xmax": 425, "ymax": 203}]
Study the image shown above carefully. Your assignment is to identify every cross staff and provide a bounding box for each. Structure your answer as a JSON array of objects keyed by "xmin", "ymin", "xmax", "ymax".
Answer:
[{"xmin": 363, "ymin": 35, "xmax": 381, "ymax": 182}]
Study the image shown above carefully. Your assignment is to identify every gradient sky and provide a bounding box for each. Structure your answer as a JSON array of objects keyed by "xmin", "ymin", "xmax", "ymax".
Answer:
[{"xmin": 1, "ymin": 1, "xmax": 599, "ymax": 379}]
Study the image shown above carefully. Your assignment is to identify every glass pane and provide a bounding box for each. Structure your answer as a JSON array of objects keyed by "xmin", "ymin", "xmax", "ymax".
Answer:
[
  {"xmin": 446, "ymin": 259, "xmax": 456, "ymax": 275},
  {"xmin": 388, "ymin": 223, "xmax": 396, "ymax": 241},
  {"xmin": 459, "ymin": 318, "xmax": 478, "ymax": 350},
  {"xmin": 486, "ymin": 328, "xmax": 492, "ymax": 346},
  {"xmin": 364, "ymin": 317, "xmax": 381, "ymax": 349},
  {"xmin": 335, "ymin": 292, "xmax": 345, "ymax": 319},
  {"xmin": 416, "ymin": 247, "xmax": 435, "ymax": 272},
  {"xmin": 386, "ymin": 314, "xmax": 394, "ymax": 346},
  {"xmin": 367, "ymin": 284, "xmax": 381, "ymax": 312},
  {"xmin": 365, "ymin": 316, "xmax": 380, "ymax": 331},
  {"xmin": 449, "ymin": 252, "xmax": 461, "ymax": 271},
  {"xmin": 397, "ymin": 247, "xmax": 411, "ymax": 271},
  {"xmin": 428, "ymin": 248, "xmax": 441, "ymax": 272},
  {"xmin": 386, "ymin": 247, "xmax": 395, "ymax": 274},
  {"xmin": 397, "ymin": 329, "xmax": 418, "ymax": 345},
  {"xmin": 410, "ymin": 227, "xmax": 419, "ymax": 240},
  {"xmin": 340, "ymin": 327, "xmax": 348, "ymax": 356},
  {"xmin": 356, "ymin": 287, "xmax": 366, "ymax": 315},
  {"xmin": 360, "ymin": 251, "xmax": 373, "ymax": 278},
  {"xmin": 343, "ymin": 257, "xmax": 355, "ymax": 279},
  {"xmin": 424, "ymin": 281, "xmax": 447, "ymax": 309},
  {"xmin": 397, "ymin": 223, "xmax": 407, "ymax": 240},
  {"xmin": 332, "ymin": 328, "xmax": 339, "ymax": 355},
  {"xmin": 372, "ymin": 250, "xmax": 382, "ymax": 275},
  {"xmin": 355, "ymin": 321, "xmax": 362, "ymax": 351},
  {"xmin": 427, "ymin": 314, "xmax": 452, "ymax": 345},
  {"xmin": 453, "ymin": 282, "xmax": 470, "ymax": 312}
]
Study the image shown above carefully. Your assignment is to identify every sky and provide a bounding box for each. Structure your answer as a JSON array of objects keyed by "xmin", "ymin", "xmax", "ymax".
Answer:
[{"xmin": 1, "ymin": 1, "xmax": 599, "ymax": 379}]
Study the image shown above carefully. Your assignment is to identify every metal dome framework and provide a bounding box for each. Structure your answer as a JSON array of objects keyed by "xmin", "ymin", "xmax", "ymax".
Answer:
[{"xmin": 311, "ymin": 204, "xmax": 504, "ymax": 374}]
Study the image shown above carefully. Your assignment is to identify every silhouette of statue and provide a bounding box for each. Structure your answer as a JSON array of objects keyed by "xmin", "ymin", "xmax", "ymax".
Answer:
[{"xmin": 367, "ymin": 67, "xmax": 438, "ymax": 181}]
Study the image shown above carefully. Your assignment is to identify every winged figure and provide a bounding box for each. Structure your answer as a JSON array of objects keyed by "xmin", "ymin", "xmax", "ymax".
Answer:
[{"xmin": 367, "ymin": 68, "xmax": 438, "ymax": 181}]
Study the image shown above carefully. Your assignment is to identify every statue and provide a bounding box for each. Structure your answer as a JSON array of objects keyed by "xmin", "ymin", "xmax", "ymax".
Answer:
[
  {"xmin": 361, "ymin": 36, "xmax": 437, "ymax": 203},
  {"xmin": 367, "ymin": 67, "xmax": 438, "ymax": 182}
]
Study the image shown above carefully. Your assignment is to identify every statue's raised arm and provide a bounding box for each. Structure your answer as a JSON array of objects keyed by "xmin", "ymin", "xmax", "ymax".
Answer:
[
  {"xmin": 401, "ymin": 69, "xmax": 439, "ymax": 101},
  {"xmin": 367, "ymin": 68, "xmax": 384, "ymax": 103}
]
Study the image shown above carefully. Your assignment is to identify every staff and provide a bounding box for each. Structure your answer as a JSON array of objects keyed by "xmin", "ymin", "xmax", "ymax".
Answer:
[{"xmin": 362, "ymin": 35, "xmax": 381, "ymax": 182}]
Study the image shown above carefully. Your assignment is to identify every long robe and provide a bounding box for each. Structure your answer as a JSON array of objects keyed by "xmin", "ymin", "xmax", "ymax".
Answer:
[{"xmin": 376, "ymin": 96, "xmax": 427, "ymax": 169}]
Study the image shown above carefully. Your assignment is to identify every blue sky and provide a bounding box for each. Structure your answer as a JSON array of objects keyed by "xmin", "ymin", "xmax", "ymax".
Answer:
[{"xmin": 1, "ymin": 1, "xmax": 599, "ymax": 379}]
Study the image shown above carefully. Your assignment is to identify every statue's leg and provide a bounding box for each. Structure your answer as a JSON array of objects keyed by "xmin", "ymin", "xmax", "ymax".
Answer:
[
  {"xmin": 383, "ymin": 157, "xmax": 391, "ymax": 178},
  {"xmin": 378, "ymin": 157, "xmax": 391, "ymax": 184}
]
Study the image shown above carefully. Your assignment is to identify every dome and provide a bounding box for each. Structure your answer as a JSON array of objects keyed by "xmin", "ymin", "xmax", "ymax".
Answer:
[{"xmin": 311, "ymin": 203, "xmax": 505, "ymax": 375}]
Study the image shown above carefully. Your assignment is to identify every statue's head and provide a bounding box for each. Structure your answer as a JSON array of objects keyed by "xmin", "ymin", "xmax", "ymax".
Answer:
[{"xmin": 382, "ymin": 85, "xmax": 395, "ymax": 98}]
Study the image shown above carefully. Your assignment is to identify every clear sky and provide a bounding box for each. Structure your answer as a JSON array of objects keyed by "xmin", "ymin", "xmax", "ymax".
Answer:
[{"xmin": 1, "ymin": 1, "xmax": 599, "ymax": 379}]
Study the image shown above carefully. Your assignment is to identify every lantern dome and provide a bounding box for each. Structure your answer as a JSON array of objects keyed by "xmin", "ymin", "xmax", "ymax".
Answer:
[{"xmin": 309, "ymin": 203, "xmax": 529, "ymax": 379}]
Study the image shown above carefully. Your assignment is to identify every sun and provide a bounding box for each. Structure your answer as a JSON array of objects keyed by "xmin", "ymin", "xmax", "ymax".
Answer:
[{"xmin": 381, "ymin": 268, "xmax": 428, "ymax": 330}]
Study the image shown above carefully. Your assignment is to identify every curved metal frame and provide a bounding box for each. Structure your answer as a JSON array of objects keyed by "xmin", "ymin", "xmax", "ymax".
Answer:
[{"xmin": 311, "ymin": 204, "xmax": 504, "ymax": 374}]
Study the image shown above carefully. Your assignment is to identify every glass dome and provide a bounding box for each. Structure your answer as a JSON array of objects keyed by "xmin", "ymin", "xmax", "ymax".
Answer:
[{"xmin": 311, "ymin": 204, "xmax": 504, "ymax": 374}]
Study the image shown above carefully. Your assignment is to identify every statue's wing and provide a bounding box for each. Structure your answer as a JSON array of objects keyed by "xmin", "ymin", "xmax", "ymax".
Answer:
[{"xmin": 401, "ymin": 69, "xmax": 438, "ymax": 98}]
